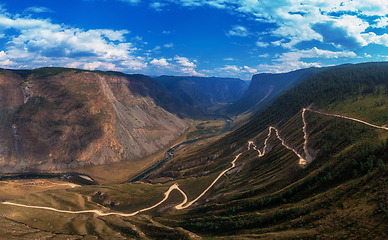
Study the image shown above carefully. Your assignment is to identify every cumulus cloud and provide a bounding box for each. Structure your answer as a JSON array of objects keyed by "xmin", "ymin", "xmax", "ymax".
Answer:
[
  {"xmin": 243, "ymin": 66, "xmax": 257, "ymax": 73},
  {"xmin": 174, "ymin": 56, "xmax": 196, "ymax": 67},
  {"xmin": 312, "ymin": 21, "xmax": 364, "ymax": 50},
  {"xmin": 215, "ymin": 64, "xmax": 257, "ymax": 77},
  {"xmin": 0, "ymin": 7, "xmax": 204, "ymax": 77},
  {"xmin": 167, "ymin": 0, "xmax": 388, "ymax": 51},
  {"xmin": 164, "ymin": 43, "xmax": 174, "ymax": 48},
  {"xmin": 149, "ymin": 56, "xmax": 204, "ymax": 76},
  {"xmin": 227, "ymin": 25, "xmax": 250, "ymax": 37},
  {"xmin": 256, "ymin": 41, "xmax": 269, "ymax": 48},
  {"xmin": 150, "ymin": 2, "xmax": 167, "ymax": 11},
  {"xmin": 152, "ymin": 46, "xmax": 162, "ymax": 53},
  {"xmin": 119, "ymin": 0, "xmax": 141, "ymax": 4},
  {"xmin": 276, "ymin": 47, "xmax": 357, "ymax": 62},
  {"xmin": 373, "ymin": 17, "xmax": 388, "ymax": 29},
  {"xmin": 24, "ymin": 6, "xmax": 53, "ymax": 13},
  {"xmin": 254, "ymin": 47, "xmax": 357, "ymax": 73},
  {"xmin": 255, "ymin": 61, "xmax": 321, "ymax": 74},
  {"xmin": 362, "ymin": 33, "xmax": 388, "ymax": 47},
  {"xmin": 0, "ymin": 8, "xmax": 146, "ymax": 71},
  {"xmin": 150, "ymin": 58, "xmax": 170, "ymax": 67},
  {"xmin": 180, "ymin": 67, "xmax": 205, "ymax": 76}
]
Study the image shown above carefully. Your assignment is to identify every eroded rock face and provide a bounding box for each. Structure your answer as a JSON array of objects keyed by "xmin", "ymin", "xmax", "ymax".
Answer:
[{"xmin": 0, "ymin": 69, "xmax": 188, "ymax": 172}]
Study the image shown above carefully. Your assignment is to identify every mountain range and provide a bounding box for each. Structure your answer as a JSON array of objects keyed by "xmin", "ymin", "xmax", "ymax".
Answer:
[
  {"xmin": 155, "ymin": 75, "xmax": 248, "ymax": 113},
  {"xmin": 0, "ymin": 68, "xmax": 193, "ymax": 172},
  {"xmin": 1, "ymin": 62, "xmax": 388, "ymax": 239}
]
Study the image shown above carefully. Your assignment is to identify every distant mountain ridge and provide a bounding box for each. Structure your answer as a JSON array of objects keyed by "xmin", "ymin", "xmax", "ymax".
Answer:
[
  {"xmin": 155, "ymin": 76, "xmax": 248, "ymax": 113},
  {"xmin": 226, "ymin": 67, "xmax": 324, "ymax": 116}
]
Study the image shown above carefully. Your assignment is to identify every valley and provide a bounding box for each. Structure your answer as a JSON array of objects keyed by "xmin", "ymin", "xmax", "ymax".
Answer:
[
  {"xmin": 3, "ymin": 107, "xmax": 386, "ymax": 216},
  {"xmin": 1, "ymin": 62, "xmax": 388, "ymax": 239}
]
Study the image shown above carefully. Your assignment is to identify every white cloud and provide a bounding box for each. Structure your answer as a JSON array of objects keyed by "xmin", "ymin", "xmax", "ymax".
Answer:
[
  {"xmin": 243, "ymin": 65, "xmax": 257, "ymax": 73},
  {"xmin": 119, "ymin": 0, "xmax": 140, "ymax": 4},
  {"xmin": 0, "ymin": 9, "xmax": 146, "ymax": 72},
  {"xmin": 164, "ymin": 43, "xmax": 174, "ymax": 48},
  {"xmin": 256, "ymin": 41, "xmax": 269, "ymax": 48},
  {"xmin": 253, "ymin": 47, "xmax": 357, "ymax": 73},
  {"xmin": 215, "ymin": 64, "xmax": 257, "ymax": 76},
  {"xmin": 0, "ymin": 51, "xmax": 6, "ymax": 59},
  {"xmin": 222, "ymin": 65, "xmax": 240, "ymax": 71},
  {"xmin": 374, "ymin": 17, "xmax": 388, "ymax": 28},
  {"xmin": 150, "ymin": 58, "xmax": 170, "ymax": 67},
  {"xmin": 0, "ymin": 50, "xmax": 16, "ymax": 67},
  {"xmin": 174, "ymin": 56, "xmax": 196, "ymax": 67},
  {"xmin": 227, "ymin": 25, "xmax": 250, "ymax": 37},
  {"xmin": 223, "ymin": 57, "xmax": 234, "ymax": 61},
  {"xmin": 148, "ymin": 55, "xmax": 204, "ymax": 76},
  {"xmin": 276, "ymin": 47, "xmax": 357, "ymax": 62},
  {"xmin": 24, "ymin": 6, "xmax": 53, "ymax": 13},
  {"xmin": 180, "ymin": 67, "xmax": 205, "ymax": 76},
  {"xmin": 362, "ymin": 33, "xmax": 388, "ymax": 47},
  {"xmin": 152, "ymin": 46, "xmax": 161, "ymax": 53},
  {"xmin": 258, "ymin": 53, "xmax": 269, "ymax": 58},
  {"xmin": 77, "ymin": 61, "xmax": 117, "ymax": 71},
  {"xmin": 255, "ymin": 61, "xmax": 320, "ymax": 74},
  {"xmin": 150, "ymin": 2, "xmax": 167, "ymax": 11},
  {"xmin": 168, "ymin": 0, "xmax": 388, "ymax": 50}
]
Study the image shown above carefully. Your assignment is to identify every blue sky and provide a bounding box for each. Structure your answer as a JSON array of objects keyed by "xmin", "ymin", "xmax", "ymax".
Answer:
[{"xmin": 0, "ymin": 0, "xmax": 388, "ymax": 80}]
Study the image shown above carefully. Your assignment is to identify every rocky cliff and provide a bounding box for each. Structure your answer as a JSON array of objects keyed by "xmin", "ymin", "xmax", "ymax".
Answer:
[{"xmin": 0, "ymin": 68, "xmax": 189, "ymax": 172}]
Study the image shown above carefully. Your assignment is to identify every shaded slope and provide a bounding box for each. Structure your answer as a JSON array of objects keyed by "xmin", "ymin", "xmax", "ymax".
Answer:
[
  {"xmin": 155, "ymin": 75, "xmax": 248, "ymax": 113},
  {"xmin": 226, "ymin": 67, "xmax": 323, "ymax": 116},
  {"xmin": 106, "ymin": 72, "xmax": 204, "ymax": 118}
]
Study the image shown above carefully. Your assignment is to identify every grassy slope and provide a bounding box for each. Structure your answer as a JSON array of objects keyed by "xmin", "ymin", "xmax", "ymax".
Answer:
[{"xmin": 152, "ymin": 64, "xmax": 388, "ymax": 239}]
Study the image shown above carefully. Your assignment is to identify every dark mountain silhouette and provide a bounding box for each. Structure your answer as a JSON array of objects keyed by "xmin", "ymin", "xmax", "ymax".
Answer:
[{"xmin": 155, "ymin": 75, "xmax": 248, "ymax": 113}]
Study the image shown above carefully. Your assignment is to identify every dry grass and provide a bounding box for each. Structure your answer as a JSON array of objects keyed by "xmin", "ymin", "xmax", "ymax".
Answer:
[{"xmin": 0, "ymin": 179, "xmax": 80, "ymax": 201}]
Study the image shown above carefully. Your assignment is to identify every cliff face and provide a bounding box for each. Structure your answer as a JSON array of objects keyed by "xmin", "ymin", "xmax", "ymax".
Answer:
[
  {"xmin": 0, "ymin": 68, "xmax": 188, "ymax": 172},
  {"xmin": 226, "ymin": 67, "xmax": 323, "ymax": 116}
]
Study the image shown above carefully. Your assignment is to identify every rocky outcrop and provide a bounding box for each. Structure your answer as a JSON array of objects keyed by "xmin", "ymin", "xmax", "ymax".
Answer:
[{"xmin": 0, "ymin": 68, "xmax": 189, "ymax": 172}]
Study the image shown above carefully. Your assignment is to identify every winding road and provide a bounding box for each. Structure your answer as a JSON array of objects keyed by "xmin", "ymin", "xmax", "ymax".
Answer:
[
  {"xmin": 248, "ymin": 108, "xmax": 311, "ymax": 164},
  {"xmin": 307, "ymin": 109, "xmax": 388, "ymax": 131},
  {"xmin": 3, "ymin": 108, "xmax": 388, "ymax": 217},
  {"xmin": 2, "ymin": 154, "xmax": 243, "ymax": 215}
]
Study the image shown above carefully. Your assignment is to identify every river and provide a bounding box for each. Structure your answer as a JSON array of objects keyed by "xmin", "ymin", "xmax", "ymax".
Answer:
[
  {"xmin": 127, "ymin": 110, "xmax": 231, "ymax": 182},
  {"xmin": 0, "ymin": 172, "xmax": 97, "ymax": 185}
]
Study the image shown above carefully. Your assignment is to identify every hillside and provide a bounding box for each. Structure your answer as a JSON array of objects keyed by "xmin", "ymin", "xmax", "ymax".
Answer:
[
  {"xmin": 155, "ymin": 75, "xmax": 248, "ymax": 113},
  {"xmin": 0, "ymin": 67, "xmax": 200, "ymax": 173},
  {"xmin": 147, "ymin": 62, "xmax": 388, "ymax": 238}
]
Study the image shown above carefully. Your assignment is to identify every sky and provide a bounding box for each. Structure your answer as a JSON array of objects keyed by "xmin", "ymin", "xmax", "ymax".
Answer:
[{"xmin": 0, "ymin": 1, "xmax": 388, "ymax": 80}]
